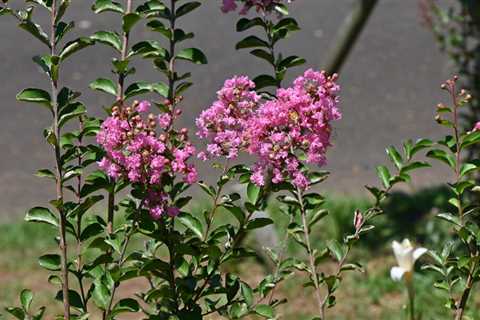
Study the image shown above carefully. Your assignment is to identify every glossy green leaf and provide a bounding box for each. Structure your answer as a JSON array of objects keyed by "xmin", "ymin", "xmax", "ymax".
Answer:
[
  {"xmin": 39, "ymin": 254, "xmax": 61, "ymax": 271},
  {"xmin": 246, "ymin": 218, "xmax": 273, "ymax": 230},
  {"xmin": 25, "ymin": 207, "xmax": 58, "ymax": 227},
  {"xmin": 125, "ymin": 82, "xmax": 152, "ymax": 99},
  {"xmin": 376, "ymin": 165, "xmax": 391, "ymax": 188},
  {"xmin": 178, "ymin": 212, "xmax": 204, "ymax": 239},
  {"xmin": 91, "ymin": 31, "xmax": 122, "ymax": 52},
  {"xmin": 20, "ymin": 289, "xmax": 33, "ymax": 311},
  {"xmin": 175, "ymin": 1, "xmax": 201, "ymax": 18},
  {"xmin": 247, "ymin": 183, "xmax": 261, "ymax": 204},
  {"xmin": 253, "ymin": 74, "xmax": 278, "ymax": 90},
  {"xmin": 17, "ymin": 88, "xmax": 51, "ymax": 107},
  {"xmin": 255, "ymin": 305, "xmax": 274, "ymax": 318},
  {"xmin": 236, "ymin": 35, "xmax": 269, "ymax": 49},
  {"xmin": 236, "ymin": 17, "xmax": 265, "ymax": 31},
  {"xmin": 123, "ymin": 13, "xmax": 141, "ymax": 33},
  {"xmin": 60, "ymin": 37, "xmax": 94, "ymax": 61},
  {"xmin": 176, "ymin": 48, "xmax": 207, "ymax": 64},
  {"xmin": 92, "ymin": 0, "xmax": 124, "ymax": 14},
  {"xmin": 90, "ymin": 78, "xmax": 117, "ymax": 96},
  {"xmin": 19, "ymin": 20, "xmax": 50, "ymax": 47}
]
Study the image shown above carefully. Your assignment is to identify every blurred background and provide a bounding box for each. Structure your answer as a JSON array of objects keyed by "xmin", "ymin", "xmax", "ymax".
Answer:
[
  {"xmin": 1, "ymin": 1, "xmax": 472, "ymax": 319},
  {"xmin": 0, "ymin": 0, "xmax": 452, "ymax": 219}
]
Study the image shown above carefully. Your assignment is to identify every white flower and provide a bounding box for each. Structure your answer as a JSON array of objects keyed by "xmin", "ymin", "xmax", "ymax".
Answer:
[{"xmin": 390, "ymin": 239, "xmax": 427, "ymax": 282}]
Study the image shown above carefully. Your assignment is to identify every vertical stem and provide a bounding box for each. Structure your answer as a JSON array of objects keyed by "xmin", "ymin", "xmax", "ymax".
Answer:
[
  {"xmin": 76, "ymin": 117, "xmax": 88, "ymax": 311},
  {"xmin": 50, "ymin": 0, "xmax": 70, "ymax": 318},
  {"xmin": 407, "ymin": 279, "xmax": 415, "ymax": 320},
  {"xmin": 117, "ymin": 0, "xmax": 133, "ymax": 103},
  {"xmin": 296, "ymin": 187, "xmax": 324, "ymax": 318},
  {"xmin": 107, "ymin": 0, "xmax": 133, "ymax": 239}
]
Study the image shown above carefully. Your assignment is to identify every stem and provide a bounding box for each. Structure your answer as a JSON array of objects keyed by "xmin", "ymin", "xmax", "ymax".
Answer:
[
  {"xmin": 454, "ymin": 257, "xmax": 478, "ymax": 320},
  {"xmin": 104, "ymin": 226, "xmax": 136, "ymax": 319},
  {"xmin": 76, "ymin": 118, "xmax": 88, "ymax": 311},
  {"xmin": 296, "ymin": 187, "xmax": 324, "ymax": 317},
  {"xmin": 117, "ymin": 0, "xmax": 132, "ymax": 103},
  {"xmin": 50, "ymin": 0, "xmax": 70, "ymax": 318},
  {"xmin": 407, "ymin": 278, "xmax": 415, "ymax": 320},
  {"xmin": 191, "ymin": 210, "xmax": 256, "ymax": 305}
]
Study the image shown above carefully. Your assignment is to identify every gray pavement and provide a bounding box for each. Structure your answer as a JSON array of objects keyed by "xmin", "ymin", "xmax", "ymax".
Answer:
[{"xmin": 0, "ymin": 0, "xmax": 453, "ymax": 219}]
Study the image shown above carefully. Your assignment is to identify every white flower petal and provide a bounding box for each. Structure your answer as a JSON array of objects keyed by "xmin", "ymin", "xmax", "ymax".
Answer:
[
  {"xmin": 413, "ymin": 247, "xmax": 428, "ymax": 262},
  {"xmin": 391, "ymin": 266, "xmax": 406, "ymax": 281}
]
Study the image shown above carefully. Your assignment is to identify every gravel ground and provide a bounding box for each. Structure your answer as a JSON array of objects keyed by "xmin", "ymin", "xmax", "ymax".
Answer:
[{"xmin": 0, "ymin": 0, "xmax": 453, "ymax": 218}]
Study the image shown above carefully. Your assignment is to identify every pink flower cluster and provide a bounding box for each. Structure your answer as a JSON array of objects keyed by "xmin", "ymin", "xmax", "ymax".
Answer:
[
  {"xmin": 196, "ymin": 76, "xmax": 260, "ymax": 160},
  {"xmin": 97, "ymin": 101, "xmax": 197, "ymax": 218},
  {"xmin": 197, "ymin": 69, "xmax": 341, "ymax": 189},
  {"xmin": 221, "ymin": 0, "xmax": 292, "ymax": 14}
]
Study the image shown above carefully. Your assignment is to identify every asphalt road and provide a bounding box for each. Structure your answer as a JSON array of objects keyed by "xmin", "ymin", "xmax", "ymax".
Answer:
[{"xmin": 0, "ymin": 0, "xmax": 453, "ymax": 219}]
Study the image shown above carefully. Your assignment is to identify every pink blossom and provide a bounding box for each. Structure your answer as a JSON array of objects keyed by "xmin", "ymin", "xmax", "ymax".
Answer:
[
  {"xmin": 197, "ymin": 69, "xmax": 341, "ymax": 189},
  {"xmin": 97, "ymin": 102, "xmax": 196, "ymax": 218},
  {"xmin": 196, "ymin": 76, "xmax": 260, "ymax": 160},
  {"xmin": 473, "ymin": 121, "xmax": 480, "ymax": 132},
  {"xmin": 136, "ymin": 100, "xmax": 151, "ymax": 113}
]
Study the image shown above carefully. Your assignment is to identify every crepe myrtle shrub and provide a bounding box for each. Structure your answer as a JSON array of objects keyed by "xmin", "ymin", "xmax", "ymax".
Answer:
[
  {"xmin": 418, "ymin": 77, "xmax": 480, "ymax": 320},
  {"xmin": 0, "ymin": 0, "xmax": 206, "ymax": 319},
  {"xmin": 0, "ymin": 0, "xmax": 101, "ymax": 319}
]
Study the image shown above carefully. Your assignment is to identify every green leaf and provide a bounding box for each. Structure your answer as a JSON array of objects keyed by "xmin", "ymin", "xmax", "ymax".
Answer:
[
  {"xmin": 410, "ymin": 138, "xmax": 433, "ymax": 158},
  {"xmin": 327, "ymin": 239, "xmax": 346, "ymax": 262},
  {"xmin": 17, "ymin": 88, "xmax": 51, "ymax": 107},
  {"xmin": 125, "ymin": 82, "xmax": 152, "ymax": 99},
  {"xmin": 55, "ymin": 21, "xmax": 74, "ymax": 44},
  {"xmin": 253, "ymin": 74, "xmax": 278, "ymax": 90},
  {"xmin": 386, "ymin": 146, "xmax": 403, "ymax": 169},
  {"xmin": 55, "ymin": 289, "xmax": 84, "ymax": 309},
  {"xmin": 250, "ymin": 49, "xmax": 274, "ymax": 65},
  {"xmin": 401, "ymin": 161, "xmax": 431, "ymax": 173},
  {"xmin": 20, "ymin": 289, "xmax": 33, "ymax": 311},
  {"xmin": 240, "ymin": 282, "xmax": 254, "ymax": 306},
  {"xmin": 247, "ymin": 183, "xmax": 261, "ymax": 203},
  {"xmin": 278, "ymin": 55, "xmax": 305, "ymax": 69},
  {"xmin": 175, "ymin": 1, "xmax": 201, "ymax": 18},
  {"xmin": 176, "ymin": 48, "xmax": 207, "ymax": 64},
  {"xmin": 39, "ymin": 254, "xmax": 61, "ymax": 271},
  {"xmin": 178, "ymin": 212, "xmax": 204, "ymax": 239},
  {"xmin": 437, "ymin": 212, "xmax": 461, "ymax": 227},
  {"xmin": 460, "ymin": 163, "xmax": 478, "ymax": 177},
  {"xmin": 91, "ymin": 31, "xmax": 122, "ymax": 52},
  {"xmin": 112, "ymin": 298, "xmax": 140, "ymax": 316},
  {"xmin": 19, "ymin": 20, "xmax": 50, "ymax": 47},
  {"xmin": 237, "ymin": 17, "xmax": 266, "ymax": 32},
  {"xmin": 246, "ymin": 218, "xmax": 273, "ymax": 230},
  {"xmin": 123, "ymin": 13, "xmax": 141, "ymax": 33},
  {"xmin": 92, "ymin": 0, "xmax": 124, "ymax": 14},
  {"xmin": 255, "ymin": 304, "xmax": 274, "ymax": 318},
  {"xmin": 462, "ymin": 130, "xmax": 480, "ymax": 149},
  {"xmin": 236, "ymin": 35, "xmax": 269, "ymax": 49},
  {"xmin": 60, "ymin": 37, "xmax": 94, "ymax": 61},
  {"xmin": 25, "ymin": 207, "xmax": 58, "ymax": 227},
  {"xmin": 376, "ymin": 165, "xmax": 391, "ymax": 188},
  {"xmin": 129, "ymin": 40, "xmax": 167, "ymax": 58},
  {"xmin": 90, "ymin": 78, "xmax": 117, "ymax": 96},
  {"xmin": 151, "ymin": 82, "xmax": 169, "ymax": 97},
  {"xmin": 59, "ymin": 102, "xmax": 86, "ymax": 128},
  {"xmin": 6, "ymin": 307, "xmax": 25, "ymax": 319},
  {"xmin": 92, "ymin": 281, "xmax": 110, "ymax": 310},
  {"xmin": 426, "ymin": 149, "xmax": 455, "ymax": 169}
]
